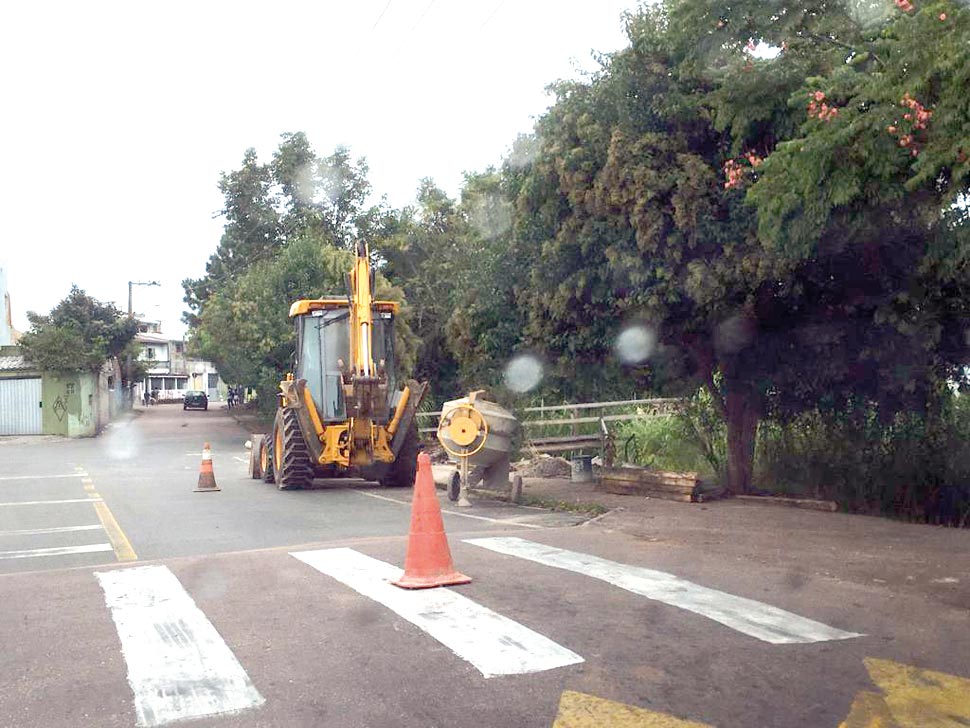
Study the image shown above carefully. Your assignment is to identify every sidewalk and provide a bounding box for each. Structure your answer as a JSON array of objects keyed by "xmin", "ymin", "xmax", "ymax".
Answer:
[
  {"xmin": 431, "ymin": 462, "xmax": 970, "ymax": 612},
  {"xmin": 225, "ymin": 404, "xmax": 273, "ymax": 435},
  {"xmin": 223, "ymin": 408, "xmax": 970, "ymax": 612}
]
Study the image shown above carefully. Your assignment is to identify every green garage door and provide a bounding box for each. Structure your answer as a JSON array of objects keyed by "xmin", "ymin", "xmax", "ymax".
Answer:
[{"xmin": 0, "ymin": 377, "xmax": 43, "ymax": 435}]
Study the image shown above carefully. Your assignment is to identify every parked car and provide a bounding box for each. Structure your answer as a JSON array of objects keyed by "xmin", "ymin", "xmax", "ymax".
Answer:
[{"xmin": 183, "ymin": 391, "xmax": 208, "ymax": 411}]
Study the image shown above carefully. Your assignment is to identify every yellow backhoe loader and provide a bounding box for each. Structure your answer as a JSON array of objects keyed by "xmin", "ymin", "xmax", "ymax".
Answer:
[{"xmin": 255, "ymin": 242, "xmax": 427, "ymax": 489}]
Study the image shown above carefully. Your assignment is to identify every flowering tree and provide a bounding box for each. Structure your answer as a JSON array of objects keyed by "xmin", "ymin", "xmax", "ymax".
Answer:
[{"xmin": 514, "ymin": 0, "xmax": 970, "ymax": 492}]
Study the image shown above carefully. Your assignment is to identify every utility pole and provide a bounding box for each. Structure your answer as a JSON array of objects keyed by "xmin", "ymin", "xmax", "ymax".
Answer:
[{"xmin": 127, "ymin": 280, "xmax": 160, "ymax": 407}]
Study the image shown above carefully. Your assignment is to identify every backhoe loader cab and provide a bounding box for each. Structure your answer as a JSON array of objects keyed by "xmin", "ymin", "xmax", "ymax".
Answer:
[
  {"xmin": 295, "ymin": 304, "xmax": 397, "ymax": 423},
  {"xmin": 257, "ymin": 243, "xmax": 427, "ymax": 491}
]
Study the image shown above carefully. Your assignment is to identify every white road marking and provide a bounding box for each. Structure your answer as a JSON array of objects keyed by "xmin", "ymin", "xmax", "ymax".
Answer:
[
  {"xmin": 232, "ymin": 456, "xmax": 247, "ymax": 463},
  {"xmin": 0, "ymin": 524, "xmax": 103, "ymax": 536},
  {"xmin": 95, "ymin": 565, "xmax": 264, "ymax": 727},
  {"xmin": 291, "ymin": 547, "xmax": 584, "ymax": 678},
  {"xmin": 351, "ymin": 489, "xmax": 545, "ymax": 529},
  {"xmin": 465, "ymin": 537, "xmax": 863, "ymax": 645},
  {"xmin": 0, "ymin": 473, "xmax": 84, "ymax": 482},
  {"xmin": 0, "ymin": 543, "xmax": 113, "ymax": 560},
  {"xmin": 0, "ymin": 497, "xmax": 102, "ymax": 507}
]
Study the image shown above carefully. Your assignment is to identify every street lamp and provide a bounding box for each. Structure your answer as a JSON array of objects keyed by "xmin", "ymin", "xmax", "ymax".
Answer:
[{"xmin": 127, "ymin": 280, "xmax": 160, "ymax": 406}]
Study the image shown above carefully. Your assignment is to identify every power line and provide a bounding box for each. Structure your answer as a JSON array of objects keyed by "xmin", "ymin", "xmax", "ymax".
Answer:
[
  {"xmin": 410, "ymin": 0, "xmax": 435, "ymax": 33},
  {"xmin": 479, "ymin": 0, "xmax": 505, "ymax": 33},
  {"xmin": 371, "ymin": 0, "xmax": 393, "ymax": 30}
]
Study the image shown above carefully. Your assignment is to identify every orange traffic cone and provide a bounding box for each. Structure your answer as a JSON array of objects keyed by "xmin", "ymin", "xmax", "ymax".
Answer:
[
  {"xmin": 194, "ymin": 442, "xmax": 221, "ymax": 492},
  {"xmin": 392, "ymin": 452, "xmax": 471, "ymax": 589}
]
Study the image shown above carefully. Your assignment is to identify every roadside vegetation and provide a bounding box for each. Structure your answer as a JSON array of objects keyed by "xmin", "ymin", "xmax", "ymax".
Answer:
[
  {"xmin": 20, "ymin": 286, "xmax": 141, "ymax": 379},
  {"xmin": 184, "ymin": 0, "xmax": 970, "ymax": 525}
]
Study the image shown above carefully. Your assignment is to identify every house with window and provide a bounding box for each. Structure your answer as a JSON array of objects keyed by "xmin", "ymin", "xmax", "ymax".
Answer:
[{"xmin": 135, "ymin": 321, "xmax": 226, "ymax": 402}]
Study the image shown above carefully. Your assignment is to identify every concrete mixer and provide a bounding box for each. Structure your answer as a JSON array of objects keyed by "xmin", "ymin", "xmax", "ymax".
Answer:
[{"xmin": 436, "ymin": 390, "xmax": 519, "ymax": 507}]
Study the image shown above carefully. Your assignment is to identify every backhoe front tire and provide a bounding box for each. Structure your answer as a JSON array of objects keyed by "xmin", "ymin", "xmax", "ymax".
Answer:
[
  {"xmin": 274, "ymin": 408, "xmax": 314, "ymax": 490},
  {"xmin": 380, "ymin": 422, "xmax": 420, "ymax": 488}
]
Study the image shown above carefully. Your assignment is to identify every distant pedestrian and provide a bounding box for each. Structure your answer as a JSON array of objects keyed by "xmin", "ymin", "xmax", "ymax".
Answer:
[{"xmin": 227, "ymin": 387, "xmax": 235, "ymax": 410}]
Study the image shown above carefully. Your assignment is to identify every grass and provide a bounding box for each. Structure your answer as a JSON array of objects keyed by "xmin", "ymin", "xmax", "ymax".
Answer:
[
  {"xmin": 612, "ymin": 414, "xmax": 718, "ymax": 478},
  {"xmin": 519, "ymin": 495, "xmax": 610, "ymax": 516}
]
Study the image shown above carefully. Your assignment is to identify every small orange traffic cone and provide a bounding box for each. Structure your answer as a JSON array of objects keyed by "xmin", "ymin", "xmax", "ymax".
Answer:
[
  {"xmin": 392, "ymin": 452, "xmax": 471, "ymax": 589},
  {"xmin": 194, "ymin": 442, "xmax": 221, "ymax": 492}
]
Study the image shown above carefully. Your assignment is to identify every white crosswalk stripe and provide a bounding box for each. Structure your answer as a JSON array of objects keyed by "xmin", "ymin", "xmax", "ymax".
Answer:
[
  {"xmin": 95, "ymin": 565, "xmax": 264, "ymax": 727},
  {"xmin": 0, "ymin": 543, "xmax": 113, "ymax": 560},
  {"xmin": 464, "ymin": 537, "xmax": 863, "ymax": 645},
  {"xmin": 291, "ymin": 547, "xmax": 585, "ymax": 678}
]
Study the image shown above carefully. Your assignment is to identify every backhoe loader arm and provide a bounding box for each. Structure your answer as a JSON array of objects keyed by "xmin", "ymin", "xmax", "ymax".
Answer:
[
  {"xmin": 348, "ymin": 240, "xmax": 376, "ymax": 378},
  {"xmin": 340, "ymin": 241, "xmax": 387, "ymax": 423}
]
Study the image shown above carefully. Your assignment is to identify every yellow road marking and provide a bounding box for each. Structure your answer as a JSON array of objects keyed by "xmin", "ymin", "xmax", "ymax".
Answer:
[
  {"xmin": 839, "ymin": 691, "xmax": 900, "ymax": 728},
  {"xmin": 552, "ymin": 691, "xmax": 712, "ymax": 728},
  {"xmin": 93, "ymin": 500, "xmax": 137, "ymax": 562},
  {"xmin": 861, "ymin": 658, "xmax": 970, "ymax": 727}
]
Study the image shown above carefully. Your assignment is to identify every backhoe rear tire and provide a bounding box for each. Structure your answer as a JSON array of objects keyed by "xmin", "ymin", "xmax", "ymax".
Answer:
[
  {"xmin": 380, "ymin": 422, "xmax": 420, "ymax": 488},
  {"xmin": 274, "ymin": 408, "xmax": 314, "ymax": 490},
  {"xmin": 260, "ymin": 433, "xmax": 275, "ymax": 484}
]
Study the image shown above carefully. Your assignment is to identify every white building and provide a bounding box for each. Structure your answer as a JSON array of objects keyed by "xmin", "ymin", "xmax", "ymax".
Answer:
[
  {"xmin": 0, "ymin": 264, "xmax": 21, "ymax": 346},
  {"xmin": 135, "ymin": 321, "xmax": 226, "ymax": 402}
]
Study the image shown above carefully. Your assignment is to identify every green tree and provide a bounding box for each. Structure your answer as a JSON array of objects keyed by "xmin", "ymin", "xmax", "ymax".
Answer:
[
  {"xmin": 445, "ymin": 165, "xmax": 533, "ymax": 392},
  {"xmin": 182, "ymin": 148, "xmax": 281, "ymax": 327},
  {"xmin": 192, "ymin": 232, "xmax": 416, "ymax": 409},
  {"xmin": 21, "ymin": 286, "xmax": 138, "ymax": 373},
  {"xmin": 377, "ymin": 180, "xmax": 474, "ymax": 400},
  {"xmin": 511, "ymin": 0, "xmax": 970, "ymax": 492},
  {"xmin": 183, "ymin": 133, "xmax": 393, "ymax": 328},
  {"xmin": 271, "ymin": 133, "xmax": 392, "ymax": 251}
]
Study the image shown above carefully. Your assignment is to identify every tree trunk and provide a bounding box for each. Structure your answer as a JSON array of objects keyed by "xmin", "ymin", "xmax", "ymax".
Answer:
[{"xmin": 724, "ymin": 386, "xmax": 759, "ymax": 495}]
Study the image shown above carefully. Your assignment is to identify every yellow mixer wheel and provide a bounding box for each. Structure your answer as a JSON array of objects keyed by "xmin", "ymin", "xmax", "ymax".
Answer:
[{"xmin": 437, "ymin": 404, "xmax": 489, "ymax": 458}]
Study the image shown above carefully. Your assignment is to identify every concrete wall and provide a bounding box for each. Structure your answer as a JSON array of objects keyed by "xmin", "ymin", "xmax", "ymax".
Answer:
[
  {"xmin": 3, "ymin": 345, "xmax": 120, "ymax": 437},
  {"xmin": 98, "ymin": 359, "xmax": 126, "ymax": 420},
  {"xmin": 42, "ymin": 371, "xmax": 100, "ymax": 437}
]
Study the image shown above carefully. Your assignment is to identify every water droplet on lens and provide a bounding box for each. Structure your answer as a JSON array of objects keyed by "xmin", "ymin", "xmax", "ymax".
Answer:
[
  {"xmin": 504, "ymin": 354, "xmax": 543, "ymax": 393},
  {"xmin": 615, "ymin": 324, "xmax": 656, "ymax": 364}
]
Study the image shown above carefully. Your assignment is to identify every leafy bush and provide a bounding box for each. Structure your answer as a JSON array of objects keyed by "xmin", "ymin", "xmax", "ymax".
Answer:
[
  {"xmin": 755, "ymin": 394, "xmax": 970, "ymax": 525},
  {"xmin": 613, "ymin": 387, "xmax": 725, "ymax": 479},
  {"xmin": 615, "ymin": 386, "xmax": 970, "ymax": 527}
]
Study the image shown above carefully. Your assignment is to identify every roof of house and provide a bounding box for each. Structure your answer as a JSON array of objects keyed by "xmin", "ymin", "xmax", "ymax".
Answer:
[
  {"xmin": 0, "ymin": 354, "xmax": 30, "ymax": 371},
  {"xmin": 136, "ymin": 332, "xmax": 171, "ymax": 344}
]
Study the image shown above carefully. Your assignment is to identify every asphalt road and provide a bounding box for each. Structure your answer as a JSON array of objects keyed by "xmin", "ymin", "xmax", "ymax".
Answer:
[
  {"xmin": 1, "ymin": 406, "xmax": 968, "ymax": 728},
  {"xmin": 0, "ymin": 406, "xmax": 581, "ymax": 572}
]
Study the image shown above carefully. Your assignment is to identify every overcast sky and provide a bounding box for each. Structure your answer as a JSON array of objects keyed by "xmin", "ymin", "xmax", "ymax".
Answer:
[{"xmin": 1, "ymin": 0, "xmax": 636, "ymax": 338}]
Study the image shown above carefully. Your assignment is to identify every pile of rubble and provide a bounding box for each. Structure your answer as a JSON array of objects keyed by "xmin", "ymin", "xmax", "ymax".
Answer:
[{"xmin": 512, "ymin": 455, "xmax": 573, "ymax": 478}]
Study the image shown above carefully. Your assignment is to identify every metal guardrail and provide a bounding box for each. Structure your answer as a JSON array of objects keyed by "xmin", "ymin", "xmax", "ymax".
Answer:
[{"xmin": 417, "ymin": 398, "xmax": 683, "ymax": 456}]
